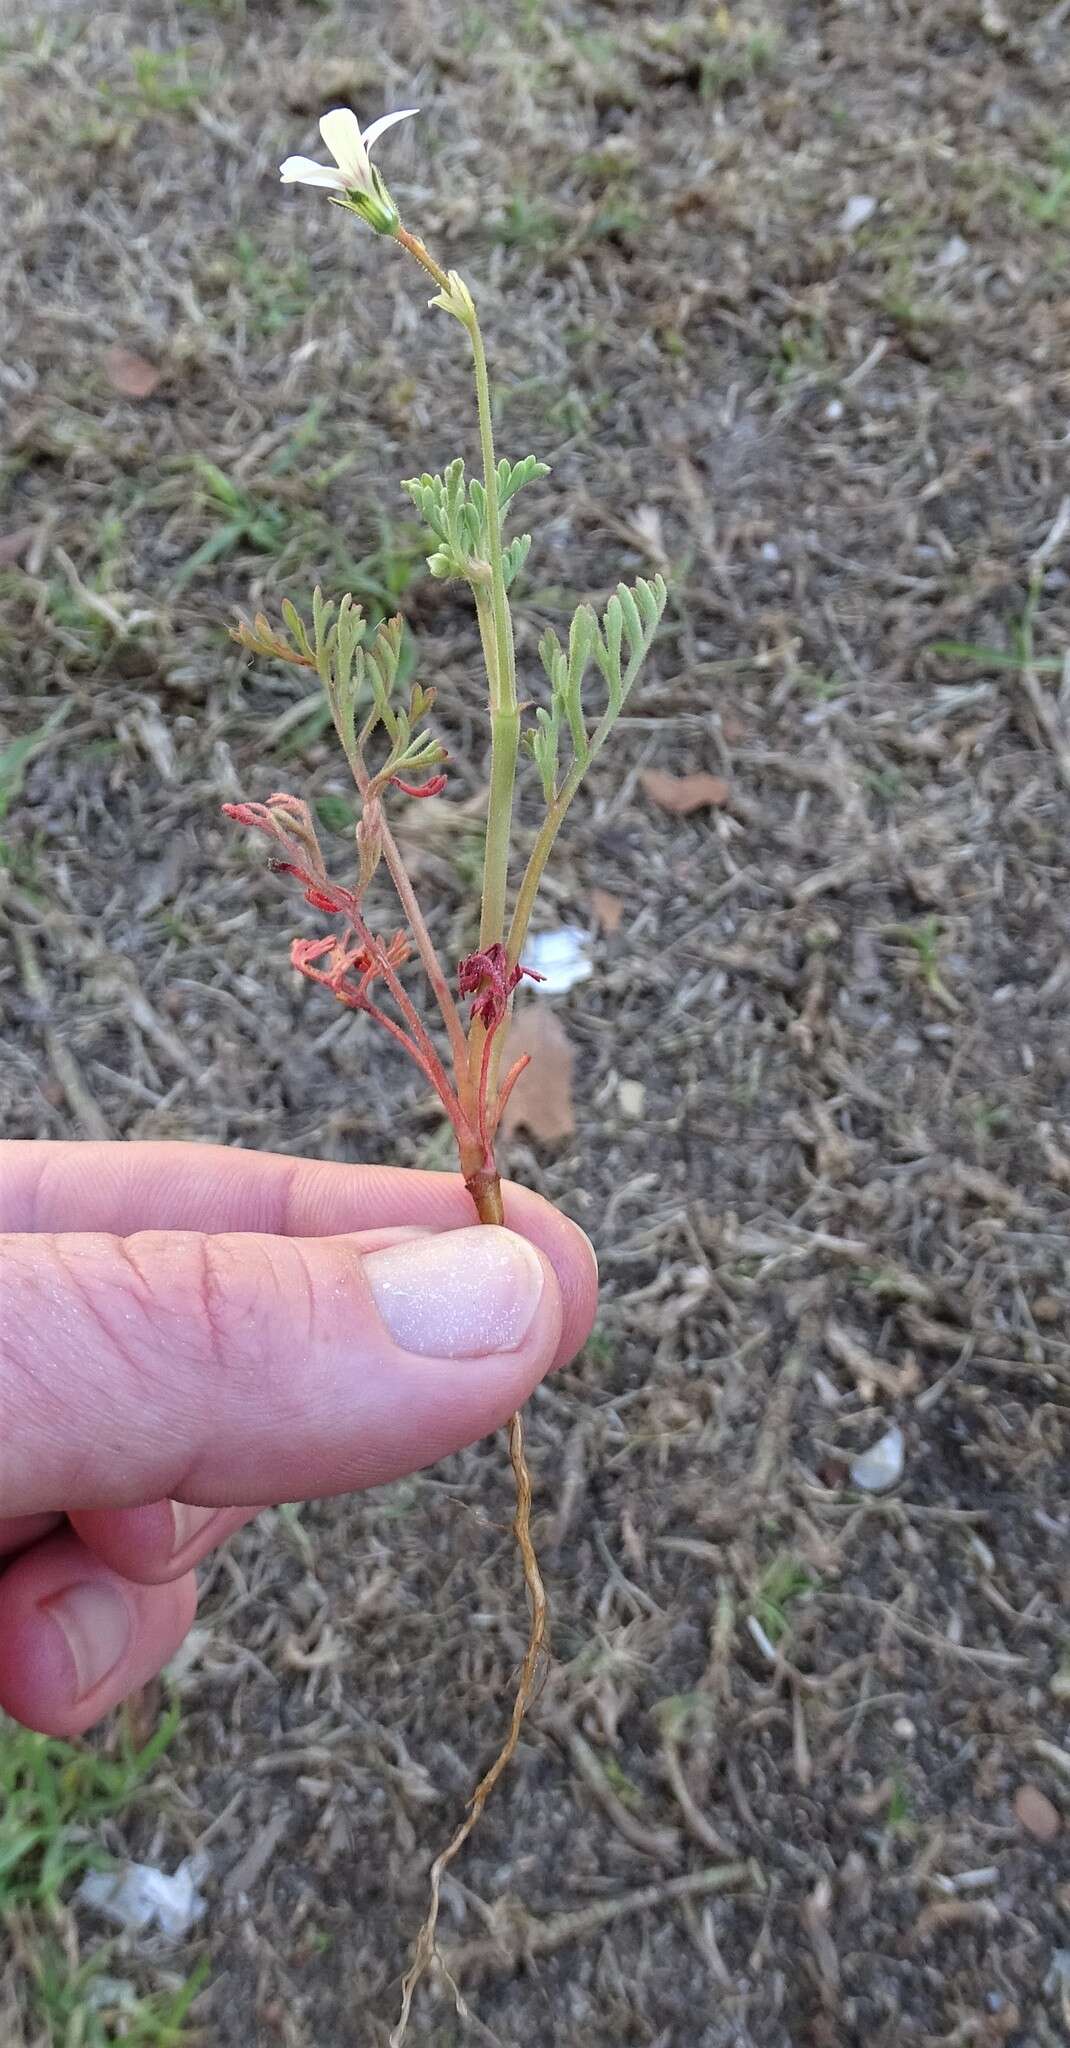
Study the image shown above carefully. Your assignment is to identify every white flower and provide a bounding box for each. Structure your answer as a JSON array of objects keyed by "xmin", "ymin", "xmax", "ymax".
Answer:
[{"xmin": 280, "ymin": 107, "xmax": 417, "ymax": 233}]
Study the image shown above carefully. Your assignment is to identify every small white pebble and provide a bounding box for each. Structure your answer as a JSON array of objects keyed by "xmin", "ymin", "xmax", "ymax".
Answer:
[
  {"xmin": 936, "ymin": 234, "xmax": 969, "ymax": 270},
  {"xmin": 851, "ymin": 1421, "xmax": 905, "ymax": 1493},
  {"xmin": 839, "ymin": 194, "xmax": 877, "ymax": 233},
  {"xmin": 617, "ymin": 1079, "xmax": 645, "ymax": 1120}
]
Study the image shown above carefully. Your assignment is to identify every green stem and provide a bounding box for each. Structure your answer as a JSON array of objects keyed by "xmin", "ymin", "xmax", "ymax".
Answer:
[
  {"xmin": 392, "ymin": 228, "xmax": 522, "ymax": 1100},
  {"xmin": 395, "ymin": 227, "xmax": 517, "ymax": 952},
  {"xmin": 505, "ymin": 784, "xmax": 572, "ymax": 972},
  {"xmin": 466, "ymin": 312, "xmax": 519, "ymax": 952},
  {"xmin": 482, "ymin": 704, "xmax": 521, "ymax": 945},
  {"xmin": 505, "ymin": 701, "xmax": 619, "ymax": 968},
  {"xmin": 378, "ymin": 819, "xmax": 471, "ymax": 1098},
  {"xmin": 472, "ymin": 584, "xmax": 500, "ymax": 701}
]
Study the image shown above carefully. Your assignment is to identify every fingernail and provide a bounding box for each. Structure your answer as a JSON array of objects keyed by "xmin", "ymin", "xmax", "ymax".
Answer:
[
  {"xmin": 44, "ymin": 1582, "xmax": 131, "ymax": 1699},
  {"xmin": 170, "ymin": 1503, "xmax": 220, "ymax": 1559},
  {"xmin": 365, "ymin": 1225, "xmax": 545, "ymax": 1359}
]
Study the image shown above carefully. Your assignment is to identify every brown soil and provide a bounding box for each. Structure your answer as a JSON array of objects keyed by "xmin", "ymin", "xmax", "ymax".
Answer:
[{"xmin": 2, "ymin": 0, "xmax": 1069, "ymax": 2042}]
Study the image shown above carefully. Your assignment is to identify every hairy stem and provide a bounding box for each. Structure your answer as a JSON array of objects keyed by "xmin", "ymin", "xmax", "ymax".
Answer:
[
  {"xmin": 378, "ymin": 819, "xmax": 471, "ymax": 1096},
  {"xmin": 467, "ymin": 315, "xmax": 519, "ymax": 953},
  {"xmin": 505, "ymin": 782, "xmax": 572, "ymax": 970},
  {"xmin": 394, "ymin": 231, "xmax": 518, "ymax": 961},
  {"xmin": 505, "ymin": 691, "xmax": 623, "ymax": 968},
  {"xmin": 394, "ymin": 224, "xmax": 450, "ymax": 291},
  {"xmin": 333, "ymin": 722, "xmax": 471, "ymax": 1112},
  {"xmin": 481, "ymin": 704, "xmax": 520, "ymax": 946}
]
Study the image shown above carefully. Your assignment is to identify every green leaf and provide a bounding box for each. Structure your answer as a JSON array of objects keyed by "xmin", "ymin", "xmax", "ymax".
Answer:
[
  {"xmin": 502, "ymin": 532, "xmax": 533, "ymax": 589},
  {"xmin": 280, "ymin": 597, "xmax": 313, "ymax": 659},
  {"xmin": 527, "ymin": 575, "xmax": 666, "ymax": 808},
  {"xmin": 498, "ymin": 455, "xmax": 551, "ymax": 507},
  {"xmin": 930, "ymin": 638, "xmax": 1064, "ymax": 673},
  {"xmin": 404, "ymin": 453, "xmax": 549, "ymax": 590},
  {"xmin": 171, "ymin": 520, "xmax": 245, "ymax": 590},
  {"xmin": 0, "ymin": 706, "xmax": 71, "ymax": 824}
]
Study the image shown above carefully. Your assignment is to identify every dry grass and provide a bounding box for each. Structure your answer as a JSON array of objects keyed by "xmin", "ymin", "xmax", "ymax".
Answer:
[{"xmin": 2, "ymin": 0, "xmax": 1070, "ymax": 2040}]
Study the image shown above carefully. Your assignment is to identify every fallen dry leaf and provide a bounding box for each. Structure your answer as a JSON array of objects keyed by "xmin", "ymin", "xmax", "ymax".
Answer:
[
  {"xmin": 590, "ymin": 886, "xmax": 624, "ymax": 934},
  {"xmin": 1014, "ymin": 1783, "xmax": 1060, "ymax": 1842},
  {"xmin": 641, "ymin": 768, "xmax": 730, "ymax": 814},
  {"xmin": 104, "ymin": 346, "xmax": 163, "ymax": 399},
  {"xmin": 0, "ymin": 526, "xmax": 35, "ymax": 566},
  {"xmin": 498, "ymin": 1005, "xmax": 575, "ymax": 1144}
]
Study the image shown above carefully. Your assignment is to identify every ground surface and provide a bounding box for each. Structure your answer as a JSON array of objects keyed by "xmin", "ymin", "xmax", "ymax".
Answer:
[{"xmin": 2, "ymin": 0, "xmax": 1070, "ymax": 2041}]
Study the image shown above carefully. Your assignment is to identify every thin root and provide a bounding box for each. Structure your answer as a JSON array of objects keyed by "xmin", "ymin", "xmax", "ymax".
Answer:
[{"xmin": 390, "ymin": 1409, "xmax": 547, "ymax": 2045}]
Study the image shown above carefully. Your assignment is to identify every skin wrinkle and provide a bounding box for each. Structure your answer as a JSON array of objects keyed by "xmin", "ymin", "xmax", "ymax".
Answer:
[
  {"xmin": 21, "ymin": 1143, "xmax": 50, "ymax": 1235},
  {"xmin": 277, "ymin": 1153, "xmax": 318, "ymax": 1240},
  {"xmin": 48, "ymin": 1237, "xmax": 150, "ymax": 1393},
  {"xmin": 288, "ymin": 1235, "xmax": 323, "ymax": 1352},
  {"xmin": 166, "ymin": 1234, "xmax": 360, "ymax": 1501},
  {"xmin": 3, "ymin": 1234, "xmax": 218, "ymax": 1510},
  {"xmin": 195, "ymin": 1233, "xmax": 230, "ymax": 1386},
  {"xmin": 0, "ymin": 1245, "xmax": 138, "ymax": 1511}
]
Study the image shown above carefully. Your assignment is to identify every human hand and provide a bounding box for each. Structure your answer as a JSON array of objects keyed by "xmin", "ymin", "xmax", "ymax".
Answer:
[{"xmin": 0, "ymin": 1141, "xmax": 597, "ymax": 1738}]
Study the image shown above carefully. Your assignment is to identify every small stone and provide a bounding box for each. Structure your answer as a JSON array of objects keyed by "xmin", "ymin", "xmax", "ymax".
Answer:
[
  {"xmin": 850, "ymin": 1422, "xmax": 905, "ymax": 1493},
  {"xmin": 839, "ymin": 194, "xmax": 877, "ymax": 233},
  {"xmin": 1014, "ymin": 1783, "xmax": 1060, "ymax": 1842},
  {"xmin": 618, "ymin": 1079, "xmax": 645, "ymax": 1120},
  {"xmin": 936, "ymin": 234, "xmax": 969, "ymax": 270}
]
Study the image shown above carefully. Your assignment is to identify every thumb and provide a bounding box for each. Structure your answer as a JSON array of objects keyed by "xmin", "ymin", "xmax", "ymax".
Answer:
[{"xmin": 0, "ymin": 1222, "xmax": 574, "ymax": 1517}]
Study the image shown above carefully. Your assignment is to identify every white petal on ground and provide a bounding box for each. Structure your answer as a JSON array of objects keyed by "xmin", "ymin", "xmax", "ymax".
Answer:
[
  {"xmin": 279, "ymin": 156, "xmax": 347, "ymax": 188},
  {"xmin": 78, "ymin": 1856, "xmax": 209, "ymax": 1939},
  {"xmin": 319, "ymin": 108, "xmax": 370, "ymax": 186},
  {"xmin": 839, "ymin": 193, "xmax": 878, "ymax": 232},
  {"xmin": 520, "ymin": 926, "xmax": 594, "ymax": 994},
  {"xmin": 850, "ymin": 1422, "xmax": 905, "ymax": 1493},
  {"xmin": 362, "ymin": 107, "xmax": 419, "ymax": 154}
]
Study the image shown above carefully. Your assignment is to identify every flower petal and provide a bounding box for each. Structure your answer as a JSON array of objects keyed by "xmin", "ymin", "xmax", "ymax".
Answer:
[
  {"xmin": 319, "ymin": 108, "xmax": 369, "ymax": 187},
  {"xmin": 362, "ymin": 107, "xmax": 419, "ymax": 156},
  {"xmin": 279, "ymin": 155, "xmax": 348, "ymax": 188}
]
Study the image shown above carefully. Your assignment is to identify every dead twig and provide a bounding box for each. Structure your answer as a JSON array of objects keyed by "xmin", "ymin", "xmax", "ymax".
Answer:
[
  {"xmin": 439, "ymin": 1861, "xmax": 759, "ymax": 1978},
  {"xmin": 9, "ymin": 923, "xmax": 112, "ymax": 1140},
  {"xmin": 552, "ymin": 1721, "xmax": 681, "ymax": 1863}
]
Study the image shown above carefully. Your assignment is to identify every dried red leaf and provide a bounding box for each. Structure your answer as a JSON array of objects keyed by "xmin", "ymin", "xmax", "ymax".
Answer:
[
  {"xmin": 458, "ymin": 942, "xmax": 543, "ymax": 1030},
  {"xmin": 0, "ymin": 526, "xmax": 35, "ymax": 566},
  {"xmin": 1014, "ymin": 1784, "xmax": 1060, "ymax": 1842},
  {"xmin": 104, "ymin": 346, "xmax": 163, "ymax": 399},
  {"xmin": 498, "ymin": 1008, "xmax": 575, "ymax": 1144},
  {"xmin": 641, "ymin": 768, "xmax": 731, "ymax": 814},
  {"xmin": 590, "ymin": 886, "xmax": 624, "ymax": 934},
  {"xmin": 389, "ymin": 772, "xmax": 448, "ymax": 798}
]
